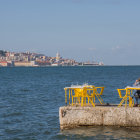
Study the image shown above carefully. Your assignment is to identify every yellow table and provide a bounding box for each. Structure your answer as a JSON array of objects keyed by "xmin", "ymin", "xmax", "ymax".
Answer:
[{"xmin": 64, "ymin": 85, "xmax": 104, "ymax": 107}]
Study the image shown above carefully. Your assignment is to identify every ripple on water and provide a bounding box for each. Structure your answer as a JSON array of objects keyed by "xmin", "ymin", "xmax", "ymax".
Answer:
[
  {"xmin": 19, "ymin": 89, "xmax": 31, "ymax": 92},
  {"xmin": 5, "ymin": 129, "xmax": 23, "ymax": 135},
  {"xmin": 60, "ymin": 126, "xmax": 140, "ymax": 140},
  {"xmin": 2, "ymin": 112, "xmax": 23, "ymax": 118}
]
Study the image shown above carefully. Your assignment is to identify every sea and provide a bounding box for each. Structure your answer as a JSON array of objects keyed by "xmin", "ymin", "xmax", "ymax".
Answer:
[{"xmin": 0, "ymin": 66, "xmax": 140, "ymax": 140}]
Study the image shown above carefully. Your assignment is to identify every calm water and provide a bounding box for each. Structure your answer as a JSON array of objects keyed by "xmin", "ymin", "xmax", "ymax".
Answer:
[{"xmin": 0, "ymin": 66, "xmax": 140, "ymax": 140}]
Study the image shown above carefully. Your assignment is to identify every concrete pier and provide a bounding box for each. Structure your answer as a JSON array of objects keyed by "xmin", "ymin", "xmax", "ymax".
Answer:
[{"xmin": 59, "ymin": 105, "xmax": 140, "ymax": 129}]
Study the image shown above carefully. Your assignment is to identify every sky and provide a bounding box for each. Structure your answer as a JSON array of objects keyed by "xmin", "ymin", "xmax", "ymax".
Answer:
[{"xmin": 0, "ymin": 0, "xmax": 140, "ymax": 65}]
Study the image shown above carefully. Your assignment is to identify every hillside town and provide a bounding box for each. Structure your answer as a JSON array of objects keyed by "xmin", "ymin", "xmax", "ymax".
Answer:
[{"xmin": 0, "ymin": 50, "xmax": 103, "ymax": 67}]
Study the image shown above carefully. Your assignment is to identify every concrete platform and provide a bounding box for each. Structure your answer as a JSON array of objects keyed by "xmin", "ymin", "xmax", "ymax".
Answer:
[{"xmin": 59, "ymin": 105, "xmax": 140, "ymax": 129}]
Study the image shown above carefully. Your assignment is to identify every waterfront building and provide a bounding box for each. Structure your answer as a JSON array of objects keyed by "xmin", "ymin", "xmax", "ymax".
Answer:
[
  {"xmin": 0, "ymin": 61, "xmax": 9, "ymax": 67},
  {"xmin": 51, "ymin": 63, "xmax": 59, "ymax": 66}
]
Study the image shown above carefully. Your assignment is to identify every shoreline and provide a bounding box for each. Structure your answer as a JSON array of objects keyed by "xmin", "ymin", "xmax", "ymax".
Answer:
[{"xmin": 1, "ymin": 65, "xmax": 140, "ymax": 67}]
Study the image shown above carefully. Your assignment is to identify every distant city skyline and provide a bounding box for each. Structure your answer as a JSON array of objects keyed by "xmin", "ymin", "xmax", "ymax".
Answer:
[
  {"xmin": 1, "ymin": 0, "xmax": 140, "ymax": 65},
  {"xmin": 0, "ymin": 50, "xmax": 103, "ymax": 67}
]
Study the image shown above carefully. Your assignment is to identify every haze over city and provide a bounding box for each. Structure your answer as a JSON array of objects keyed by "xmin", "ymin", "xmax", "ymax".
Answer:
[{"xmin": 1, "ymin": 0, "xmax": 140, "ymax": 65}]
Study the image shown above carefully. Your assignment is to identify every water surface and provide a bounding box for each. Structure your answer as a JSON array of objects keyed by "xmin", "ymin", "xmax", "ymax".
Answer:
[{"xmin": 0, "ymin": 66, "xmax": 140, "ymax": 139}]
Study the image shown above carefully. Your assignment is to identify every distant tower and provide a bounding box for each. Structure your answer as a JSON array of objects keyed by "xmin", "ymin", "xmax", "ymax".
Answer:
[{"xmin": 56, "ymin": 52, "xmax": 60, "ymax": 62}]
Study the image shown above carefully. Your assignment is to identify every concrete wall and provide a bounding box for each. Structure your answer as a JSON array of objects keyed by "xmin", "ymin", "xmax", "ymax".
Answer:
[
  {"xmin": 14, "ymin": 61, "xmax": 36, "ymax": 66},
  {"xmin": 14, "ymin": 62, "xmax": 31, "ymax": 66},
  {"xmin": 59, "ymin": 106, "xmax": 140, "ymax": 129}
]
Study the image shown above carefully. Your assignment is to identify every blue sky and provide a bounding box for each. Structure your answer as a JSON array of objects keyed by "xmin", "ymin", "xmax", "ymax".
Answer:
[{"xmin": 0, "ymin": 0, "xmax": 140, "ymax": 65}]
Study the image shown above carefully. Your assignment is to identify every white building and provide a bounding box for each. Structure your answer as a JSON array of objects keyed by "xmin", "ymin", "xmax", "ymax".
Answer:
[{"xmin": 56, "ymin": 52, "xmax": 60, "ymax": 62}]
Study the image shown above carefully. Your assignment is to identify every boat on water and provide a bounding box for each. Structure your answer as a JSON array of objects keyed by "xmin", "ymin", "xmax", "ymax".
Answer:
[{"xmin": 82, "ymin": 62, "xmax": 104, "ymax": 66}]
